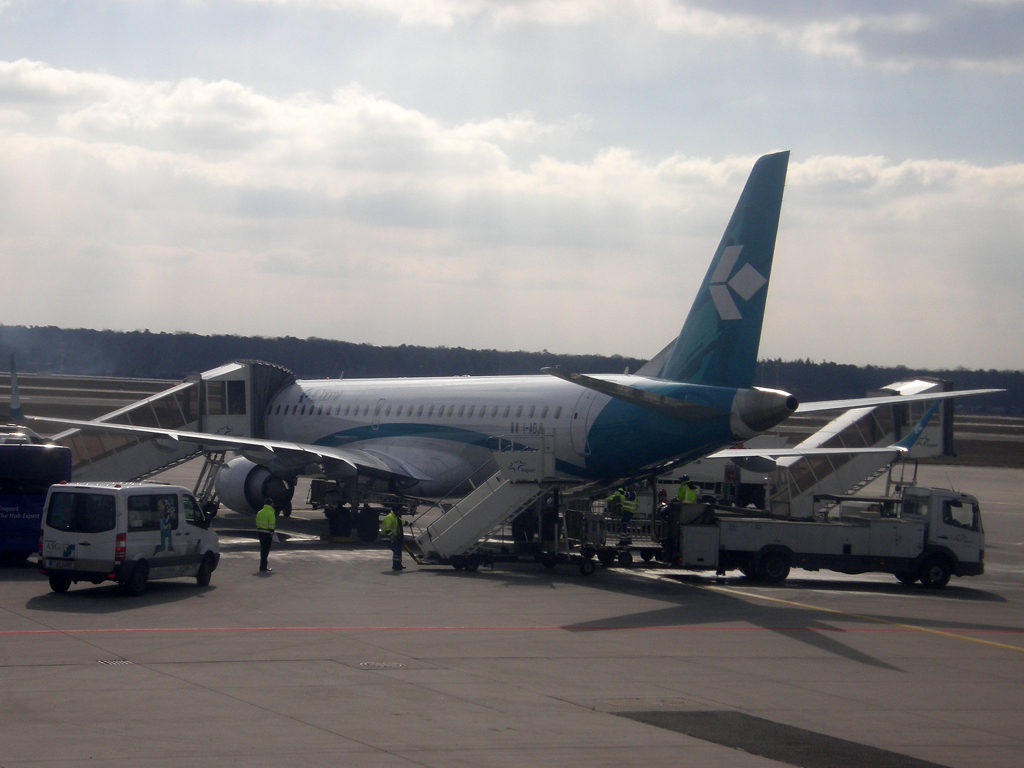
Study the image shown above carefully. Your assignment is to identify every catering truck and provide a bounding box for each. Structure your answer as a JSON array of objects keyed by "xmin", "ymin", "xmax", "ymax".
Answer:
[{"xmin": 665, "ymin": 484, "xmax": 983, "ymax": 588}]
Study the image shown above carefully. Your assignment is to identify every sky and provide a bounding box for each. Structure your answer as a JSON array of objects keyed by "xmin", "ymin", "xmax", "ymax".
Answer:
[{"xmin": 1, "ymin": 0, "xmax": 1022, "ymax": 371}]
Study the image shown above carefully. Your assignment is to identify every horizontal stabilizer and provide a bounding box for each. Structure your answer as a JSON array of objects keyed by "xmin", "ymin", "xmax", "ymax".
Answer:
[
  {"xmin": 540, "ymin": 367, "xmax": 727, "ymax": 420},
  {"xmin": 798, "ymin": 388, "xmax": 1002, "ymax": 413},
  {"xmin": 709, "ymin": 446, "xmax": 907, "ymax": 460}
]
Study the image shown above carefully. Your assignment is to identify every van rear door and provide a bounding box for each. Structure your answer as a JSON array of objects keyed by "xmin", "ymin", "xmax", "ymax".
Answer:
[{"xmin": 43, "ymin": 491, "xmax": 117, "ymax": 574}]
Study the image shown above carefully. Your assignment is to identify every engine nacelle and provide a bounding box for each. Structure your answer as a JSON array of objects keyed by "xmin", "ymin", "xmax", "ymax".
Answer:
[{"xmin": 215, "ymin": 457, "xmax": 293, "ymax": 514}]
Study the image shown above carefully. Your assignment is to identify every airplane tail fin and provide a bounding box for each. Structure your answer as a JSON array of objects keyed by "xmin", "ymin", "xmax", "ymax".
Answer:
[{"xmin": 658, "ymin": 151, "xmax": 789, "ymax": 388}]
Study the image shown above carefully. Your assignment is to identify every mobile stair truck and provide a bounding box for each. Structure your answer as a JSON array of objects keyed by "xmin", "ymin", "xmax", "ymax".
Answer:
[{"xmin": 662, "ymin": 483, "xmax": 984, "ymax": 588}]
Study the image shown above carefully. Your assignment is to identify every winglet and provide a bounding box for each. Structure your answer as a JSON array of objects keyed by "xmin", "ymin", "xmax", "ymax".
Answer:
[{"xmin": 8, "ymin": 354, "xmax": 22, "ymax": 421}]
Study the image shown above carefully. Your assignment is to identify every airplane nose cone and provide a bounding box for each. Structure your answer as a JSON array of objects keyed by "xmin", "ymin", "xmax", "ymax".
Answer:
[{"xmin": 730, "ymin": 388, "xmax": 798, "ymax": 437}]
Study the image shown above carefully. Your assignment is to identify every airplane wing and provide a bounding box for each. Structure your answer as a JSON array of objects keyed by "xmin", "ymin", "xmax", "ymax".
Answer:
[
  {"xmin": 24, "ymin": 415, "xmax": 431, "ymax": 482},
  {"xmin": 797, "ymin": 388, "xmax": 1002, "ymax": 413}
]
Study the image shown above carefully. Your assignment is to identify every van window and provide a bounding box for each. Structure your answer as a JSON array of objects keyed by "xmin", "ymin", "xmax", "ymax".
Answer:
[
  {"xmin": 46, "ymin": 492, "xmax": 116, "ymax": 534},
  {"xmin": 183, "ymin": 495, "xmax": 202, "ymax": 525},
  {"xmin": 127, "ymin": 494, "xmax": 179, "ymax": 533}
]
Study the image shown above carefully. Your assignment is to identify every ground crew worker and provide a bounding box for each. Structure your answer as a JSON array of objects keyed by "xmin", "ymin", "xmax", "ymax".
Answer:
[
  {"xmin": 677, "ymin": 476, "xmax": 699, "ymax": 504},
  {"xmin": 619, "ymin": 486, "xmax": 637, "ymax": 546},
  {"xmin": 380, "ymin": 507, "xmax": 407, "ymax": 571},
  {"xmin": 255, "ymin": 498, "xmax": 276, "ymax": 573}
]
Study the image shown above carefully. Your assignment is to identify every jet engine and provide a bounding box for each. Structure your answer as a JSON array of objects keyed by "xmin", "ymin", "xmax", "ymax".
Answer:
[{"xmin": 215, "ymin": 457, "xmax": 294, "ymax": 515}]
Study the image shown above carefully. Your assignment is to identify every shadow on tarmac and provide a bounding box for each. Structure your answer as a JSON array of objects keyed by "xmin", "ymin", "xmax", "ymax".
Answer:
[
  {"xmin": 24, "ymin": 580, "xmax": 214, "ymax": 614},
  {"xmin": 413, "ymin": 560, "xmax": 1019, "ymax": 672}
]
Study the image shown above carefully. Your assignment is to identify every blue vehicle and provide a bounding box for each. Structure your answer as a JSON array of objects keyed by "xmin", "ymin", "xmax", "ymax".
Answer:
[{"xmin": 0, "ymin": 428, "xmax": 72, "ymax": 561}]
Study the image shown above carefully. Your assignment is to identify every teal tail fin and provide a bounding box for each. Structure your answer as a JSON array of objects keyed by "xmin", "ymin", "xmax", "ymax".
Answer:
[{"xmin": 658, "ymin": 151, "xmax": 789, "ymax": 388}]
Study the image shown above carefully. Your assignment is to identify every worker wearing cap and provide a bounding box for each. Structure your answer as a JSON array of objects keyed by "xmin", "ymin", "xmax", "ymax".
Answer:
[{"xmin": 255, "ymin": 498, "xmax": 276, "ymax": 573}]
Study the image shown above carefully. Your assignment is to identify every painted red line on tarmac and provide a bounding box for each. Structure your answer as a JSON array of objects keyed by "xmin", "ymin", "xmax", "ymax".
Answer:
[{"xmin": 2, "ymin": 625, "xmax": 1022, "ymax": 636}]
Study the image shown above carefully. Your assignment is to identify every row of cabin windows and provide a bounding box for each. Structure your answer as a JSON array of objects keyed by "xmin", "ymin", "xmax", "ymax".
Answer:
[{"xmin": 272, "ymin": 402, "xmax": 563, "ymax": 420}]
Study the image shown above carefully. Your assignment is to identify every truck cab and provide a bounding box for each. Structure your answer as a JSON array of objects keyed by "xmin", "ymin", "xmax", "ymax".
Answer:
[{"xmin": 900, "ymin": 486, "xmax": 984, "ymax": 583}]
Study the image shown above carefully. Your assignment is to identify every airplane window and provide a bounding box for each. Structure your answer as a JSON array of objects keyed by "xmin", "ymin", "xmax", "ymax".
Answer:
[
  {"xmin": 528, "ymin": 406, "xmax": 535, "ymax": 418},
  {"xmin": 554, "ymin": 406, "xmax": 562, "ymax": 419},
  {"xmin": 541, "ymin": 406, "xmax": 549, "ymax": 418},
  {"xmin": 363, "ymin": 405, "xmax": 369, "ymax": 416},
  {"xmin": 480, "ymin": 407, "xmax": 486, "ymax": 419},
  {"xmin": 503, "ymin": 406, "xmax": 510, "ymax": 418},
  {"xmin": 467, "ymin": 405, "xmax": 474, "ymax": 417},
  {"xmin": 300, "ymin": 406, "xmax": 306, "ymax": 415},
  {"xmin": 343, "ymin": 405, "xmax": 350, "ymax": 416},
  {"xmin": 428, "ymin": 405, "xmax": 435, "ymax": 417},
  {"xmin": 317, "ymin": 407, "xmax": 323, "ymax": 416},
  {"xmin": 491, "ymin": 406, "xmax": 498, "ymax": 417},
  {"xmin": 459, "ymin": 406, "xmax": 466, "ymax": 418},
  {"xmin": 385, "ymin": 405, "xmax": 391, "ymax": 416},
  {"xmin": 396, "ymin": 405, "xmax": 402, "ymax": 417},
  {"xmin": 274, "ymin": 405, "xmax": 281, "ymax": 415},
  {"xmin": 417, "ymin": 405, "xmax": 423, "ymax": 417},
  {"xmin": 448, "ymin": 405, "xmax": 455, "ymax": 417},
  {"xmin": 516, "ymin": 406, "xmax": 523, "ymax": 418}
]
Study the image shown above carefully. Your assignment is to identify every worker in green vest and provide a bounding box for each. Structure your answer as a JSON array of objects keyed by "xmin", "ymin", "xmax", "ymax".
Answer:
[
  {"xmin": 255, "ymin": 498, "xmax": 276, "ymax": 573},
  {"xmin": 677, "ymin": 476, "xmax": 699, "ymax": 504},
  {"xmin": 380, "ymin": 507, "xmax": 407, "ymax": 571}
]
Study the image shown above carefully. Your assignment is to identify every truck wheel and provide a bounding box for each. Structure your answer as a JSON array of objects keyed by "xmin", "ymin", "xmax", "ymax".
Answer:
[
  {"xmin": 758, "ymin": 551, "xmax": 790, "ymax": 584},
  {"xmin": 895, "ymin": 571, "xmax": 918, "ymax": 586},
  {"xmin": 48, "ymin": 575, "xmax": 72, "ymax": 593},
  {"xmin": 597, "ymin": 550, "xmax": 616, "ymax": 566},
  {"xmin": 640, "ymin": 551, "xmax": 654, "ymax": 563},
  {"xmin": 463, "ymin": 556, "xmax": 480, "ymax": 573},
  {"xmin": 579, "ymin": 559, "xmax": 596, "ymax": 576},
  {"xmin": 123, "ymin": 561, "xmax": 149, "ymax": 597},
  {"xmin": 541, "ymin": 553, "xmax": 558, "ymax": 570},
  {"xmin": 738, "ymin": 562, "xmax": 756, "ymax": 580},
  {"xmin": 919, "ymin": 556, "xmax": 951, "ymax": 589},
  {"xmin": 196, "ymin": 554, "xmax": 215, "ymax": 587},
  {"xmin": 617, "ymin": 550, "xmax": 633, "ymax": 567}
]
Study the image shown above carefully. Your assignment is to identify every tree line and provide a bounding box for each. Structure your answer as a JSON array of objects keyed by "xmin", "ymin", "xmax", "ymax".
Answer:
[{"xmin": 1, "ymin": 325, "xmax": 1019, "ymax": 413}]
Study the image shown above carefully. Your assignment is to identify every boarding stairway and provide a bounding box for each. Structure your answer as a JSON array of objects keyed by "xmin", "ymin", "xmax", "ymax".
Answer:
[
  {"xmin": 412, "ymin": 435, "xmax": 558, "ymax": 564},
  {"xmin": 768, "ymin": 379, "xmax": 952, "ymax": 518}
]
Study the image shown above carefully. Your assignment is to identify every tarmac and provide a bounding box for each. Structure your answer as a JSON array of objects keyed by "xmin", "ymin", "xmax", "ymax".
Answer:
[{"xmin": 1, "ymin": 463, "xmax": 1022, "ymax": 768}]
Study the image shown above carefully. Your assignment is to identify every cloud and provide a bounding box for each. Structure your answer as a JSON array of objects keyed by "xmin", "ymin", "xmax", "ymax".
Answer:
[
  {"xmin": 227, "ymin": 0, "xmax": 1024, "ymax": 71},
  {"xmin": 1, "ymin": 60, "xmax": 1023, "ymax": 367}
]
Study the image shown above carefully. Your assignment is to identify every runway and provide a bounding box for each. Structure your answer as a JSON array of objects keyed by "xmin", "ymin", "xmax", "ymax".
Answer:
[{"xmin": 0, "ymin": 464, "xmax": 1021, "ymax": 767}]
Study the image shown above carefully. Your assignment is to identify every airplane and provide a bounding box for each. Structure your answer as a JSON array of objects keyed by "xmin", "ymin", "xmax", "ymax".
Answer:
[{"xmin": 21, "ymin": 151, "xmax": 1000, "ymax": 516}]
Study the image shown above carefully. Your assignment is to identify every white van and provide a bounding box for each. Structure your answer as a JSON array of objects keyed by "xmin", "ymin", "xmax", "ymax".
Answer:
[{"xmin": 39, "ymin": 482, "xmax": 220, "ymax": 596}]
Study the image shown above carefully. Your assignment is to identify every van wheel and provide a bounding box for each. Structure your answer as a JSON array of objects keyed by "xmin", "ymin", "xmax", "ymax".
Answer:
[
  {"xmin": 919, "ymin": 556, "xmax": 951, "ymax": 589},
  {"xmin": 123, "ymin": 561, "xmax": 149, "ymax": 596},
  {"xmin": 895, "ymin": 571, "xmax": 918, "ymax": 586},
  {"xmin": 48, "ymin": 575, "xmax": 72, "ymax": 593},
  {"xmin": 758, "ymin": 551, "xmax": 790, "ymax": 584},
  {"xmin": 196, "ymin": 554, "xmax": 215, "ymax": 587}
]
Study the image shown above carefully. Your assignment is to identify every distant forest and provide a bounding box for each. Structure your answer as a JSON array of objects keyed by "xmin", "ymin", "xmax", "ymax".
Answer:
[{"xmin": 1, "ymin": 325, "xmax": 1019, "ymax": 413}]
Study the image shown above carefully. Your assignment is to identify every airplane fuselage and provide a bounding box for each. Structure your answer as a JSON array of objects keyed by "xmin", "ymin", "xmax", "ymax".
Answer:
[{"xmin": 264, "ymin": 375, "xmax": 790, "ymax": 495}]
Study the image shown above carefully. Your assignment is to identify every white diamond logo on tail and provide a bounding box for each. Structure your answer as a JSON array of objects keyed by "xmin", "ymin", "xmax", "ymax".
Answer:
[
  {"xmin": 728, "ymin": 263, "xmax": 767, "ymax": 301},
  {"xmin": 707, "ymin": 245, "xmax": 768, "ymax": 321}
]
